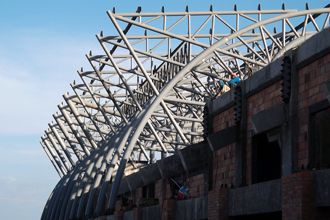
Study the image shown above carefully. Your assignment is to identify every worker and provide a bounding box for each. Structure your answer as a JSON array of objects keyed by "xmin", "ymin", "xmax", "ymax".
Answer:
[
  {"xmin": 216, "ymin": 79, "xmax": 230, "ymax": 97},
  {"xmin": 228, "ymin": 73, "xmax": 241, "ymax": 88}
]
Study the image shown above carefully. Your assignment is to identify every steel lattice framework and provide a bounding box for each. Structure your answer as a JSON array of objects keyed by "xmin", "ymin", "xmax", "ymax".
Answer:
[{"xmin": 41, "ymin": 4, "xmax": 330, "ymax": 220}]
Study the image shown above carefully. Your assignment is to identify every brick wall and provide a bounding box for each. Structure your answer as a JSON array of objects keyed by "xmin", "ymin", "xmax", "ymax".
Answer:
[
  {"xmin": 212, "ymin": 107, "xmax": 235, "ymax": 133},
  {"xmin": 282, "ymin": 171, "xmax": 314, "ymax": 220},
  {"xmin": 212, "ymin": 106, "xmax": 236, "ymax": 188},
  {"xmin": 187, "ymin": 173, "xmax": 205, "ymax": 198},
  {"xmin": 212, "ymin": 143, "xmax": 236, "ymax": 188},
  {"xmin": 208, "ymin": 187, "xmax": 229, "ymax": 220},
  {"xmin": 296, "ymin": 53, "xmax": 330, "ymax": 169}
]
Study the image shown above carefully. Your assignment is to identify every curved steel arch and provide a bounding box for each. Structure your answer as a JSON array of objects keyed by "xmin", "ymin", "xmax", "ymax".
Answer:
[
  {"xmin": 41, "ymin": 6, "xmax": 330, "ymax": 220},
  {"xmin": 98, "ymin": 8, "xmax": 330, "ymax": 216}
]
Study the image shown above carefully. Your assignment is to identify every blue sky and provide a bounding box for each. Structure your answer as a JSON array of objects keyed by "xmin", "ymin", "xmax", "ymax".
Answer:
[{"xmin": 0, "ymin": 0, "xmax": 329, "ymax": 219}]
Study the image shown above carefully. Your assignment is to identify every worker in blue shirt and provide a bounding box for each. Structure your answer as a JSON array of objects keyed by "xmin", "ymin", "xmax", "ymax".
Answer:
[{"xmin": 228, "ymin": 73, "xmax": 241, "ymax": 88}]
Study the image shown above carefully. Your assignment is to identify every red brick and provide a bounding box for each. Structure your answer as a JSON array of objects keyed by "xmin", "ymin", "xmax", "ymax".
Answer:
[
  {"xmin": 282, "ymin": 171, "xmax": 315, "ymax": 220},
  {"xmin": 208, "ymin": 188, "xmax": 229, "ymax": 220}
]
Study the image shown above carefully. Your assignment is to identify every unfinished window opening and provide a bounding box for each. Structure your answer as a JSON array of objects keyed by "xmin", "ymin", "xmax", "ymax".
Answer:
[
  {"xmin": 252, "ymin": 129, "xmax": 281, "ymax": 183},
  {"xmin": 139, "ymin": 183, "xmax": 158, "ymax": 207},
  {"xmin": 310, "ymin": 107, "xmax": 330, "ymax": 169}
]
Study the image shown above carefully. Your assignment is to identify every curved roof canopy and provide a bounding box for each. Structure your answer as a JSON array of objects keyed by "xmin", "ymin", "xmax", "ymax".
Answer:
[{"xmin": 40, "ymin": 5, "xmax": 330, "ymax": 219}]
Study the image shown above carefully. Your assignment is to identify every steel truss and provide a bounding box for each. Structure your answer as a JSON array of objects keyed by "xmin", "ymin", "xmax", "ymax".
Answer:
[{"xmin": 41, "ymin": 4, "xmax": 330, "ymax": 219}]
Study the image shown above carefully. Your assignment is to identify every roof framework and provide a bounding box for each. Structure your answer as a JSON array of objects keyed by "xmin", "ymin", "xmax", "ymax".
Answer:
[{"xmin": 41, "ymin": 5, "xmax": 330, "ymax": 219}]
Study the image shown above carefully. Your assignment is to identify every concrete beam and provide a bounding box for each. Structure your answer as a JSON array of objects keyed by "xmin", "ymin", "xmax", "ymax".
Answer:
[
  {"xmin": 251, "ymin": 104, "xmax": 285, "ymax": 135},
  {"xmin": 229, "ymin": 179, "xmax": 281, "ymax": 216},
  {"xmin": 117, "ymin": 142, "xmax": 208, "ymax": 195},
  {"xmin": 296, "ymin": 28, "xmax": 330, "ymax": 69}
]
